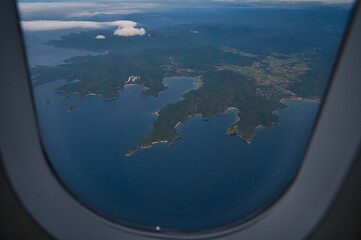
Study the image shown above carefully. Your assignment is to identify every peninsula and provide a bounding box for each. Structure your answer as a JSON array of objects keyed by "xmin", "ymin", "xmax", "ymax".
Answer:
[{"xmin": 29, "ymin": 23, "xmax": 332, "ymax": 157}]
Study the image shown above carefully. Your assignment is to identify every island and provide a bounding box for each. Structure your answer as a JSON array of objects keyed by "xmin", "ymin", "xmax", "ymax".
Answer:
[
  {"xmin": 29, "ymin": 20, "xmax": 336, "ymax": 156},
  {"xmin": 126, "ymin": 53, "xmax": 311, "ymax": 156}
]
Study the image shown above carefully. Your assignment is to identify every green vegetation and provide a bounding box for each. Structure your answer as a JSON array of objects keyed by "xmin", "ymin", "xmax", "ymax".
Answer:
[
  {"xmin": 30, "ymin": 23, "xmax": 332, "ymax": 156},
  {"xmin": 31, "ymin": 53, "xmax": 170, "ymax": 99},
  {"xmin": 128, "ymin": 53, "xmax": 310, "ymax": 155}
]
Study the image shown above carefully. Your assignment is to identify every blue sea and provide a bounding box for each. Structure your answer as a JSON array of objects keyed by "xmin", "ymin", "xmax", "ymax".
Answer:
[
  {"xmin": 33, "ymin": 75, "xmax": 319, "ymax": 232},
  {"xmin": 16, "ymin": 0, "xmax": 354, "ymax": 233}
]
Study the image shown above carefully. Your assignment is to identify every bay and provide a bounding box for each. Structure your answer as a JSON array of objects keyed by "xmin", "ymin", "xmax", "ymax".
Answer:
[{"xmin": 33, "ymin": 76, "xmax": 319, "ymax": 232}]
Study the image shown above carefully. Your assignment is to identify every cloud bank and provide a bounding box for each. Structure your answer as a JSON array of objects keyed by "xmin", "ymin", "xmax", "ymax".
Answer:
[
  {"xmin": 17, "ymin": 2, "xmax": 160, "ymax": 18},
  {"xmin": 17, "ymin": 1, "xmax": 354, "ymax": 20},
  {"xmin": 21, "ymin": 20, "xmax": 146, "ymax": 37}
]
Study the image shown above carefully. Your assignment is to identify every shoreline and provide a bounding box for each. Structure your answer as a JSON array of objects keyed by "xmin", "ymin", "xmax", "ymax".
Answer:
[
  {"xmin": 280, "ymin": 96, "xmax": 320, "ymax": 104},
  {"xmin": 175, "ymin": 121, "xmax": 182, "ymax": 129},
  {"xmin": 126, "ymin": 95, "xmax": 320, "ymax": 157},
  {"xmin": 125, "ymin": 140, "xmax": 171, "ymax": 157}
]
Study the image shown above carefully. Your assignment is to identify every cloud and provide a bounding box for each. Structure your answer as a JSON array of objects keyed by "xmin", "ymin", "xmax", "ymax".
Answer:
[
  {"xmin": 22, "ymin": 20, "xmax": 107, "ymax": 31},
  {"xmin": 21, "ymin": 20, "xmax": 138, "ymax": 31},
  {"xmin": 21, "ymin": 19, "xmax": 146, "ymax": 37},
  {"xmin": 108, "ymin": 20, "xmax": 137, "ymax": 28},
  {"xmin": 17, "ymin": 1, "xmax": 354, "ymax": 22},
  {"xmin": 68, "ymin": 10, "xmax": 140, "ymax": 18},
  {"xmin": 96, "ymin": 35, "xmax": 106, "ymax": 39},
  {"xmin": 17, "ymin": 2, "xmax": 160, "ymax": 19},
  {"xmin": 114, "ymin": 27, "xmax": 146, "ymax": 37}
]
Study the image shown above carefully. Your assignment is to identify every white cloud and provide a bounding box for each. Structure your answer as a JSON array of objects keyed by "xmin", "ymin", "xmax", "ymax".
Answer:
[
  {"xmin": 18, "ymin": 2, "xmax": 102, "ymax": 14},
  {"xmin": 21, "ymin": 19, "xmax": 146, "ymax": 37},
  {"xmin": 109, "ymin": 20, "xmax": 137, "ymax": 28},
  {"xmin": 17, "ymin": 2, "xmax": 160, "ymax": 18},
  {"xmin": 96, "ymin": 35, "xmax": 106, "ymax": 39},
  {"xmin": 114, "ymin": 26, "xmax": 146, "ymax": 37},
  {"xmin": 17, "ymin": 1, "xmax": 354, "ymax": 22},
  {"xmin": 21, "ymin": 20, "xmax": 138, "ymax": 31},
  {"xmin": 68, "ymin": 9, "xmax": 140, "ymax": 18},
  {"xmin": 22, "ymin": 20, "xmax": 107, "ymax": 31}
]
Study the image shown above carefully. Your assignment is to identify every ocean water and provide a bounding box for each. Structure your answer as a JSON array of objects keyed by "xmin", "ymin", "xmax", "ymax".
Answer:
[
  {"xmin": 23, "ymin": 32, "xmax": 106, "ymax": 67},
  {"xmin": 33, "ymin": 76, "xmax": 319, "ymax": 232},
  {"xmin": 17, "ymin": 0, "xmax": 353, "ymax": 233}
]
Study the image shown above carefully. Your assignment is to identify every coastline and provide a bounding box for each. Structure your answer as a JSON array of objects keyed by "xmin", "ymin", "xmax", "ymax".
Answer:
[
  {"xmin": 126, "ymin": 94, "xmax": 321, "ymax": 156},
  {"xmin": 280, "ymin": 96, "xmax": 320, "ymax": 104},
  {"xmin": 125, "ymin": 140, "xmax": 171, "ymax": 157},
  {"xmin": 125, "ymin": 76, "xmax": 203, "ymax": 157}
]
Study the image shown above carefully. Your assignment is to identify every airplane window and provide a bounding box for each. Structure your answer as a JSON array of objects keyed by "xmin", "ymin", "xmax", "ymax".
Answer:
[{"xmin": 16, "ymin": 0, "xmax": 355, "ymax": 233}]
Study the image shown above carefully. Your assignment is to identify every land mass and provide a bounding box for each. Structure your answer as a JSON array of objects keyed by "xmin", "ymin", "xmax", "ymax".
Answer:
[
  {"xmin": 29, "ymin": 17, "xmax": 340, "ymax": 156},
  {"xmin": 127, "ymin": 53, "xmax": 311, "ymax": 156}
]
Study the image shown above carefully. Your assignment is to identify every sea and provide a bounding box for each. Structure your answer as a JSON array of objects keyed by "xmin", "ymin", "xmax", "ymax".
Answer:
[
  {"xmin": 30, "ymin": 46, "xmax": 319, "ymax": 231},
  {"xmin": 17, "ymin": 0, "xmax": 355, "ymax": 233}
]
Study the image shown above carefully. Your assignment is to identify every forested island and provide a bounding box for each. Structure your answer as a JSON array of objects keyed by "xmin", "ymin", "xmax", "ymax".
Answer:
[{"xmin": 30, "ymin": 13, "xmax": 339, "ymax": 156}]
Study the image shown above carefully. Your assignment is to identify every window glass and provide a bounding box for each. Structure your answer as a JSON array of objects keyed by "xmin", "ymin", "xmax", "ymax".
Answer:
[{"xmin": 17, "ymin": 0, "xmax": 354, "ymax": 233}]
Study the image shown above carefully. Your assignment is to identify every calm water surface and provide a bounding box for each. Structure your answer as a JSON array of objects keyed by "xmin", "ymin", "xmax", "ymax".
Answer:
[{"xmin": 33, "ymin": 76, "xmax": 319, "ymax": 231}]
